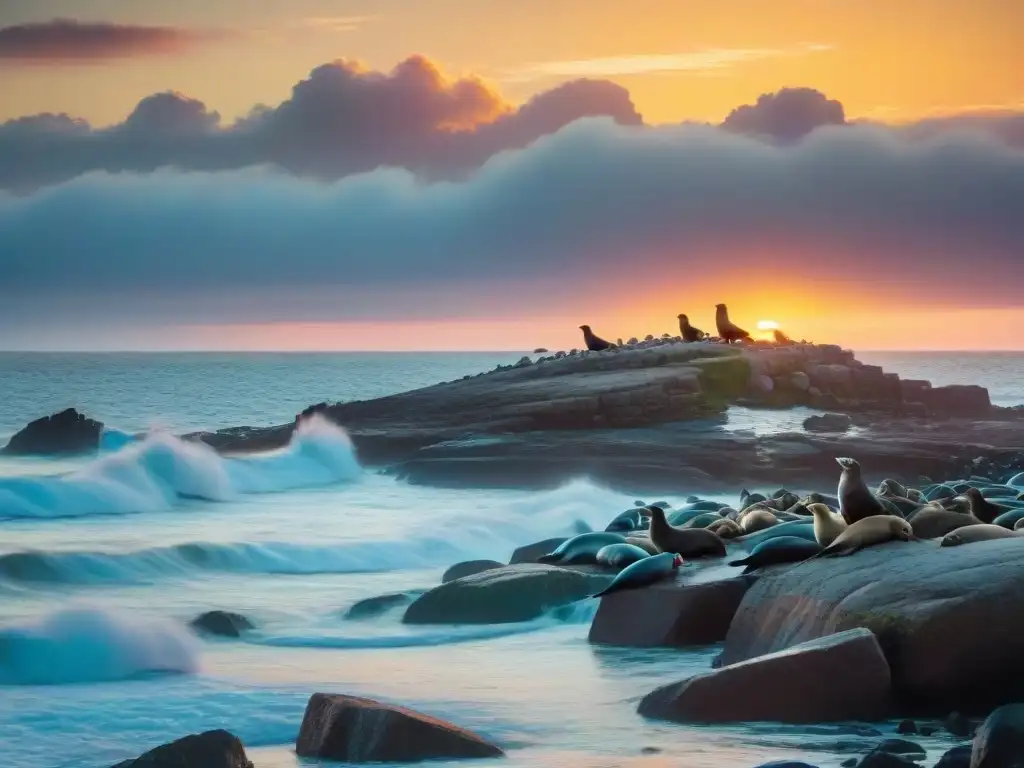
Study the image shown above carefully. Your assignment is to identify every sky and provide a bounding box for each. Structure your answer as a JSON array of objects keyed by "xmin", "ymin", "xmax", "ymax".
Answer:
[{"xmin": 1, "ymin": 0, "xmax": 1022, "ymax": 351}]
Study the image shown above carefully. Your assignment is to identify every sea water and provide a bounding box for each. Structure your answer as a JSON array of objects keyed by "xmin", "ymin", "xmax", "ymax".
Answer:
[{"xmin": 0, "ymin": 352, "xmax": 1020, "ymax": 768}]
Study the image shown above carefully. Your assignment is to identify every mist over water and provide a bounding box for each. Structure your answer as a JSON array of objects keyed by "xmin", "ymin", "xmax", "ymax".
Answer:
[{"xmin": 0, "ymin": 351, "xmax": 1017, "ymax": 767}]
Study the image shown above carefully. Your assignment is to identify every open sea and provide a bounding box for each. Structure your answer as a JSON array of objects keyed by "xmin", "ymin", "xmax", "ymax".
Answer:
[{"xmin": 0, "ymin": 351, "xmax": 1021, "ymax": 768}]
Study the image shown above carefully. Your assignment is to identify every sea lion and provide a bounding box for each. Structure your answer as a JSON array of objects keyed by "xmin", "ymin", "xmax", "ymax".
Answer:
[
  {"xmin": 682, "ymin": 512, "xmax": 725, "ymax": 529},
  {"xmin": 940, "ymin": 524, "xmax": 1022, "ymax": 547},
  {"xmin": 579, "ymin": 325, "xmax": 613, "ymax": 352},
  {"xmin": 995, "ymin": 508, "xmax": 1024, "ymax": 529},
  {"xmin": 775, "ymin": 492, "xmax": 801, "ymax": 510},
  {"xmin": 715, "ymin": 303, "xmax": 751, "ymax": 345},
  {"xmin": 739, "ymin": 520, "xmax": 817, "ymax": 550},
  {"xmin": 808, "ymin": 515, "xmax": 916, "ymax": 559},
  {"xmin": 963, "ymin": 487, "xmax": 1013, "ymax": 524},
  {"xmin": 906, "ymin": 488, "xmax": 924, "ymax": 502},
  {"xmin": 773, "ymin": 329, "xmax": 795, "ymax": 345},
  {"xmin": 1016, "ymin": 518, "xmax": 1024, "ymax": 531},
  {"xmin": 678, "ymin": 314, "xmax": 705, "ymax": 342},
  {"xmin": 668, "ymin": 507, "xmax": 721, "ymax": 526},
  {"xmin": 537, "ymin": 532, "xmax": 626, "ymax": 564},
  {"xmin": 804, "ymin": 491, "xmax": 841, "ymax": 508},
  {"xmin": 596, "ymin": 543, "xmax": 652, "ymax": 568},
  {"xmin": 739, "ymin": 508, "xmax": 780, "ymax": 533},
  {"xmin": 605, "ymin": 507, "xmax": 645, "ymax": 533},
  {"xmin": 784, "ymin": 501, "xmax": 812, "ymax": 516},
  {"xmin": 739, "ymin": 489, "xmax": 767, "ymax": 508},
  {"xmin": 909, "ymin": 508, "xmax": 982, "ymax": 539},
  {"xmin": 728, "ymin": 536, "xmax": 823, "ymax": 574},
  {"xmin": 642, "ymin": 505, "xmax": 727, "ymax": 558},
  {"xmin": 625, "ymin": 536, "xmax": 660, "ymax": 555},
  {"xmin": 707, "ymin": 518, "xmax": 743, "ymax": 538},
  {"xmin": 808, "ymin": 503, "xmax": 847, "ymax": 547},
  {"xmin": 836, "ymin": 457, "xmax": 886, "ymax": 525},
  {"xmin": 1009, "ymin": 472, "xmax": 1024, "ymax": 489},
  {"xmin": 878, "ymin": 479, "xmax": 909, "ymax": 498},
  {"xmin": 924, "ymin": 484, "xmax": 957, "ymax": 502},
  {"xmin": 592, "ymin": 552, "xmax": 683, "ymax": 598}
]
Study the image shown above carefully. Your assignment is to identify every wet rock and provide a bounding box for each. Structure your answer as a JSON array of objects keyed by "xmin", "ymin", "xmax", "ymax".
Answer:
[
  {"xmin": 3, "ymin": 408, "xmax": 103, "ymax": 455},
  {"xmin": 897, "ymin": 719, "xmax": 919, "ymax": 735},
  {"xmin": 946, "ymin": 712, "xmax": 974, "ymax": 738},
  {"xmin": 509, "ymin": 537, "xmax": 567, "ymax": 564},
  {"xmin": 441, "ymin": 559, "xmax": 503, "ymax": 583},
  {"xmin": 803, "ymin": 413, "xmax": 853, "ymax": 432},
  {"xmin": 112, "ymin": 729, "xmax": 252, "ymax": 768},
  {"xmin": 403, "ymin": 564, "xmax": 609, "ymax": 624},
  {"xmin": 589, "ymin": 573, "xmax": 752, "ymax": 647},
  {"xmin": 719, "ymin": 540, "xmax": 1024, "ymax": 713},
  {"xmin": 971, "ymin": 703, "xmax": 1024, "ymax": 768},
  {"xmin": 933, "ymin": 745, "xmax": 971, "ymax": 768},
  {"xmin": 295, "ymin": 693, "xmax": 503, "ymax": 762},
  {"xmin": 923, "ymin": 385, "xmax": 992, "ymax": 417},
  {"xmin": 344, "ymin": 591, "xmax": 424, "ymax": 620},
  {"xmin": 871, "ymin": 739, "xmax": 926, "ymax": 760},
  {"xmin": 189, "ymin": 611, "xmax": 254, "ymax": 638},
  {"xmin": 637, "ymin": 628, "xmax": 890, "ymax": 724},
  {"xmin": 855, "ymin": 753, "xmax": 917, "ymax": 768},
  {"xmin": 754, "ymin": 762, "xmax": 821, "ymax": 768}
]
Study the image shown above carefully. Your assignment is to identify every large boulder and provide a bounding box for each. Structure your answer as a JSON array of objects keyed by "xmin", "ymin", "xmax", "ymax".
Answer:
[
  {"xmin": 112, "ymin": 730, "xmax": 252, "ymax": 768},
  {"xmin": 589, "ymin": 573, "xmax": 752, "ymax": 647},
  {"xmin": 637, "ymin": 628, "xmax": 890, "ymax": 724},
  {"xmin": 971, "ymin": 703, "xmax": 1024, "ymax": 768},
  {"xmin": 719, "ymin": 539, "xmax": 1024, "ymax": 713},
  {"xmin": 295, "ymin": 693, "xmax": 503, "ymax": 762},
  {"xmin": 924, "ymin": 385, "xmax": 992, "ymax": 417},
  {"xmin": 3, "ymin": 408, "xmax": 103, "ymax": 455},
  {"xmin": 344, "ymin": 591, "xmax": 424, "ymax": 620},
  {"xmin": 509, "ymin": 537, "xmax": 566, "ymax": 564},
  {"xmin": 442, "ymin": 559, "xmax": 503, "ymax": 583},
  {"xmin": 803, "ymin": 413, "xmax": 853, "ymax": 433},
  {"xmin": 403, "ymin": 564, "xmax": 608, "ymax": 624}
]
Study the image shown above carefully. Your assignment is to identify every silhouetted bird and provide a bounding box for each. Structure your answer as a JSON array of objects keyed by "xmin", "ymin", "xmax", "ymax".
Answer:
[
  {"xmin": 715, "ymin": 304, "xmax": 751, "ymax": 345},
  {"xmin": 678, "ymin": 314, "xmax": 705, "ymax": 342},
  {"xmin": 773, "ymin": 329, "xmax": 794, "ymax": 345},
  {"xmin": 579, "ymin": 325, "xmax": 613, "ymax": 351}
]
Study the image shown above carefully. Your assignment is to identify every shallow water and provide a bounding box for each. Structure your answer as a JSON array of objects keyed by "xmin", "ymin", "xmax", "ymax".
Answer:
[{"xmin": 0, "ymin": 351, "xmax": 1010, "ymax": 767}]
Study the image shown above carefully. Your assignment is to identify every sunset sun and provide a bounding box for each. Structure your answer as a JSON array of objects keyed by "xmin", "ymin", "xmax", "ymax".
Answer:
[{"xmin": 756, "ymin": 320, "xmax": 780, "ymax": 331}]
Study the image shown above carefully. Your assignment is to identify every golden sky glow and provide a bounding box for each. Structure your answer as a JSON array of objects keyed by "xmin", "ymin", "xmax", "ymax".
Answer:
[{"xmin": 1, "ymin": 0, "xmax": 1021, "ymax": 126}]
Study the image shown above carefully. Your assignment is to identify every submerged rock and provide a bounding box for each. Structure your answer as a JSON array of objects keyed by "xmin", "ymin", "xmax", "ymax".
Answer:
[
  {"xmin": 803, "ymin": 413, "xmax": 853, "ymax": 432},
  {"xmin": 295, "ymin": 693, "xmax": 503, "ymax": 762},
  {"xmin": 112, "ymin": 729, "xmax": 252, "ymax": 768},
  {"xmin": 933, "ymin": 745, "xmax": 971, "ymax": 768},
  {"xmin": 344, "ymin": 591, "xmax": 424, "ymax": 620},
  {"xmin": 441, "ymin": 559, "xmax": 503, "ymax": 583},
  {"xmin": 971, "ymin": 703, "xmax": 1024, "ymax": 768},
  {"xmin": 403, "ymin": 564, "xmax": 608, "ymax": 624},
  {"xmin": 3, "ymin": 407, "xmax": 103, "ymax": 455},
  {"xmin": 189, "ymin": 611, "xmax": 254, "ymax": 638},
  {"xmin": 638, "ymin": 628, "xmax": 891, "ymax": 724}
]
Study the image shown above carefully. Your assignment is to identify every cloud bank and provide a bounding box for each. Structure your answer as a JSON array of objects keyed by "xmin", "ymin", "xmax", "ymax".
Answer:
[
  {"xmin": 2, "ymin": 118, "xmax": 1022, "ymax": 333},
  {"xmin": 0, "ymin": 19, "xmax": 206, "ymax": 63}
]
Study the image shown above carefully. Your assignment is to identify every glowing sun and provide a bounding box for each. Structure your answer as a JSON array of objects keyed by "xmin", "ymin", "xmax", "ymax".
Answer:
[{"xmin": 756, "ymin": 320, "xmax": 780, "ymax": 331}]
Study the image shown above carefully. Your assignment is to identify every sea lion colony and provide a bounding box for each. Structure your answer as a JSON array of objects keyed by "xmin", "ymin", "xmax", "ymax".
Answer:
[{"xmin": 534, "ymin": 456, "xmax": 1024, "ymax": 593}]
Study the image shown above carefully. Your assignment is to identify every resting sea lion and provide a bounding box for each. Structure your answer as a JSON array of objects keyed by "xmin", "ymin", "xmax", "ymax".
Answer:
[
  {"xmin": 836, "ymin": 457, "xmax": 886, "ymax": 525},
  {"xmin": 625, "ymin": 536, "xmax": 660, "ymax": 555},
  {"xmin": 878, "ymin": 479, "xmax": 909, "ymax": 498},
  {"xmin": 579, "ymin": 325, "xmax": 613, "ymax": 352},
  {"xmin": 775, "ymin": 492, "xmax": 801, "ymax": 510},
  {"xmin": 964, "ymin": 488, "xmax": 1014, "ymax": 524},
  {"xmin": 707, "ymin": 518, "xmax": 743, "ymax": 538},
  {"xmin": 738, "ymin": 520, "xmax": 816, "ymax": 550},
  {"xmin": 715, "ymin": 303, "xmax": 751, "ymax": 345},
  {"xmin": 728, "ymin": 536, "xmax": 823, "ymax": 574},
  {"xmin": 1016, "ymin": 518, "xmax": 1024, "ymax": 531},
  {"xmin": 906, "ymin": 488, "xmax": 924, "ymax": 502},
  {"xmin": 537, "ymin": 532, "xmax": 626, "ymax": 564},
  {"xmin": 596, "ymin": 543, "xmax": 651, "ymax": 568},
  {"xmin": 910, "ymin": 508, "xmax": 982, "ymax": 539},
  {"xmin": 678, "ymin": 314, "xmax": 705, "ymax": 342},
  {"xmin": 682, "ymin": 512, "xmax": 724, "ymax": 529},
  {"xmin": 592, "ymin": 552, "xmax": 683, "ymax": 597},
  {"xmin": 924, "ymin": 484, "xmax": 957, "ymax": 502},
  {"xmin": 808, "ymin": 503, "xmax": 847, "ymax": 547},
  {"xmin": 808, "ymin": 515, "xmax": 916, "ymax": 559},
  {"xmin": 941, "ymin": 524, "xmax": 1022, "ymax": 547},
  {"xmin": 642, "ymin": 505, "xmax": 727, "ymax": 558},
  {"xmin": 739, "ymin": 489, "xmax": 767, "ymax": 508},
  {"xmin": 739, "ymin": 508, "xmax": 779, "ymax": 533},
  {"xmin": 804, "ymin": 491, "xmax": 840, "ymax": 508},
  {"xmin": 773, "ymin": 329, "xmax": 794, "ymax": 345},
  {"xmin": 605, "ymin": 507, "xmax": 645, "ymax": 532}
]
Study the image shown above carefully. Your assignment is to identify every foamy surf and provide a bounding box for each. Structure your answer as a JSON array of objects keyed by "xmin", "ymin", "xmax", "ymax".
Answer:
[{"xmin": 0, "ymin": 415, "xmax": 362, "ymax": 520}]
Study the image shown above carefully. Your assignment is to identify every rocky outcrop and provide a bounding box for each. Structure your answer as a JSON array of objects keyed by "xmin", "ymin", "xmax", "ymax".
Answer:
[
  {"xmin": 112, "ymin": 730, "xmax": 252, "ymax": 768},
  {"xmin": 344, "ymin": 591, "xmax": 424, "ymax": 620},
  {"xmin": 972, "ymin": 703, "xmax": 1024, "ymax": 768},
  {"xmin": 402, "ymin": 564, "xmax": 609, "ymax": 624},
  {"xmin": 509, "ymin": 538, "xmax": 567, "ymax": 564},
  {"xmin": 589, "ymin": 571, "xmax": 752, "ymax": 647},
  {"xmin": 803, "ymin": 413, "xmax": 853, "ymax": 432},
  {"xmin": 441, "ymin": 559, "xmax": 503, "ymax": 583},
  {"xmin": 3, "ymin": 408, "xmax": 103, "ymax": 455},
  {"xmin": 295, "ymin": 693, "xmax": 503, "ymax": 762},
  {"xmin": 188, "ymin": 611, "xmax": 254, "ymax": 638},
  {"xmin": 719, "ymin": 539, "xmax": 1024, "ymax": 713},
  {"xmin": 638, "ymin": 628, "xmax": 891, "ymax": 724}
]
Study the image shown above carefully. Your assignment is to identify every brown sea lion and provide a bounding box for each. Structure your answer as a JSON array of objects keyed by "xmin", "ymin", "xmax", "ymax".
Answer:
[
  {"xmin": 625, "ymin": 536, "xmax": 660, "ymax": 555},
  {"xmin": 808, "ymin": 503, "xmax": 847, "ymax": 547},
  {"xmin": 809, "ymin": 515, "xmax": 916, "ymax": 559},
  {"xmin": 940, "ymin": 524, "xmax": 1023, "ymax": 547},
  {"xmin": 878, "ymin": 479, "xmax": 909, "ymax": 498},
  {"xmin": 678, "ymin": 314, "xmax": 705, "ymax": 342},
  {"xmin": 715, "ymin": 304, "xmax": 751, "ymax": 345},
  {"xmin": 707, "ymin": 518, "xmax": 743, "ymax": 539},
  {"xmin": 963, "ymin": 488, "xmax": 1014, "ymax": 524},
  {"xmin": 642, "ymin": 505, "xmax": 727, "ymax": 558},
  {"xmin": 739, "ymin": 508, "xmax": 780, "ymax": 533},
  {"xmin": 773, "ymin": 329, "xmax": 794, "ymax": 345},
  {"xmin": 836, "ymin": 457, "xmax": 886, "ymax": 525},
  {"xmin": 579, "ymin": 325, "xmax": 613, "ymax": 352},
  {"xmin": 909, "ymin": 508, "xmax": 982, "ymax": 539}
]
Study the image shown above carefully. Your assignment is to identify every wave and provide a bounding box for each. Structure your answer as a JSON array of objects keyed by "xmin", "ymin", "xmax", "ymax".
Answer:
[
  {"xmin": 0, "ymin": 607, "xmax": 200, "ymax": 686},
  {"xmin": 0, "ymin": 415, "xmax": 362, "ymax": 520}
]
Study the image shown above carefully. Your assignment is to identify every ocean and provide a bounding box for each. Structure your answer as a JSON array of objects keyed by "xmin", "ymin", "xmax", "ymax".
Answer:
[{"xmin": 0, "ymin": 351, "xmax": 1021, "ymax": 768}]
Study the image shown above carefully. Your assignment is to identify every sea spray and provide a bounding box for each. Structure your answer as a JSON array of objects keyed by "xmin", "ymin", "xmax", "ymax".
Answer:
[{"xmin": 0, "ymin": 607, "xmax": 200, "ymax": 685}]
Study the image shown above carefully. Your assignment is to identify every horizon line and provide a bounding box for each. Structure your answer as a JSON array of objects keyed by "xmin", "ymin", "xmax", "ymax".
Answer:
[{"xmin": 2, "ymin": 348, "xmax": 1024, "ymax": 354}]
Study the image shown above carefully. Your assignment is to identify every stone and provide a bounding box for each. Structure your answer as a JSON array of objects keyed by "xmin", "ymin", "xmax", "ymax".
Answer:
[
  {"xmin": 871, "ymin": 739, "xmax": 926, "ymax": 760},
  {"xmin": 753, "ymin": 763, "xmax": 820, "ymax": 768},
  {"xmin": 189, "ymin": 611, "xmax": 254, "ymax": 638},
  {"xmin": 589, "ymin": 574, "xmax": 752, "ymax": 647},
  {"xmin": 971, "ymin": 703, "xmax": 1024, "ymax": 768},
  {"xmin": 753, "ymin": 375, "xmax": 775, "ymax": 393},
  {"xmin": 344, "ymin": 592, "xmax": 423, "ymax": 620},
  {"xmin": 924, "ymin": 385, "xmax": 992, "ymax": 417},
  {"xmin": 3, "ymin": 408, "xmax": 104, "ymax": 456},
  {"xmin": 790, "ymin": 372, "xmax": 811, "ymax": 391},
  {"xmin": 113, "ymin": 730, "xmax": 252, "ymax": 768},
  {"xmin": 533, "ymin": 348, "xmax": 548, "ymax": 354},
  {"xmin": 509, "ymin": 537, "xmax": 567, "ymax": 564},
  {"xmin": 295, "ymin": 693, "xmax": 503, "ymax": 762},
  {"xmin": 933, "ymin": 746, "xmax": 971, "ymax": 768},
  {"xmin": 637, "ymin": 628, "xmax": 891, "ymax": 724},
  {"xmin": 441, "ymin": 559, "xmax": 503, "ymax": 583},
  {"xmin": 856, "ymin": 753, "xmax": 917, "ymax": 768},
  {"xmin": 402, "ymin": 564, "xmax": 609, "ymax": 624},
  {"xmin": 897, "ymin": 719, "xmax": 919, "ymax": 735},
  {"xmin": 719, "ymin": 540, "xmax": 1024, "ymax": 713},
  {"xmin": 947, "ymin": 712, "xmax": 975, "ymax": 738},
  {"xmin": 803, "ymin": 413, "xmax": 854, "ymax": 432}
]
